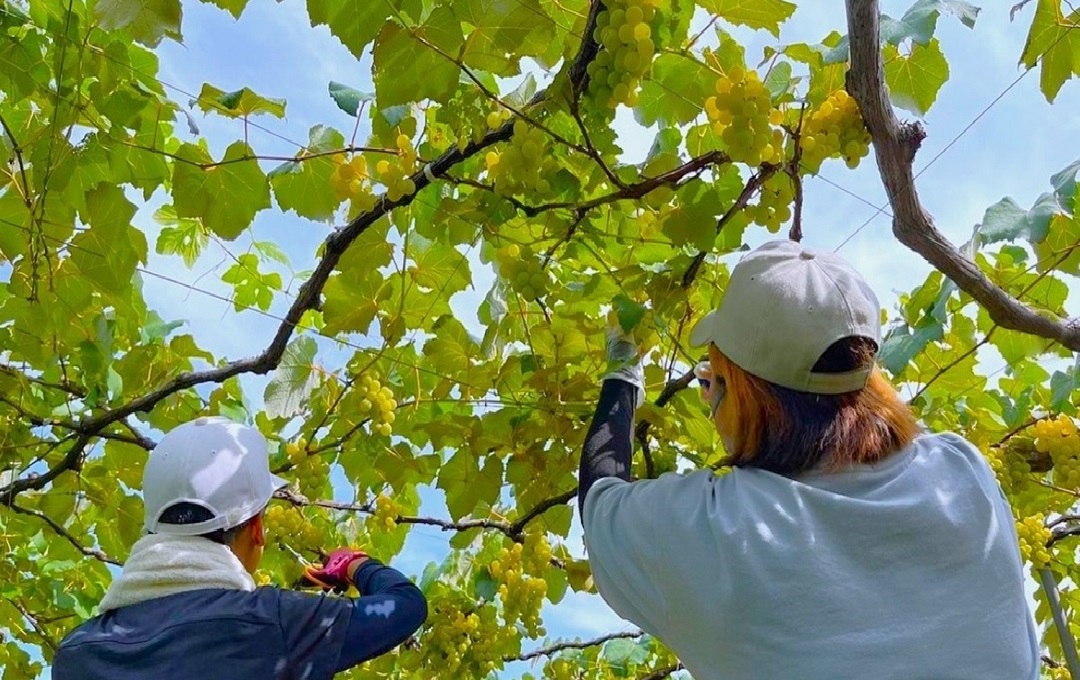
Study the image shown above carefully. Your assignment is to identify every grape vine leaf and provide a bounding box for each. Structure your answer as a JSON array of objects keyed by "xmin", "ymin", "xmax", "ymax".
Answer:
[
  {"xmin": 1020, "ymin": 0, "xmax": 1080, "ymax": 103},
  {"xmin": 635, "ymin": 54, "xmax": 712, "ymax": 127},
  {"xmin": 975, "ymin": 192, "xmax": 1059, "ymax": 245},
  {"xmin": 613, "ymin": 294, "xmax": 646, "ymax": 333},
  {"xmin": 307, "ymin": 0, "xmax": 387, "ymax": 58},
  {"xmin": 69, "ymin": 185, "xmax": 146, "ymax": 296},
  {"xmin": 263, "ymin": 336, "xmax": 318, "ymax": 419},
  {"xmin": 194, "ymin": 83, "xmax": 286, "ymax": 119},
  {"xmin": 453, "ymin": 0, "xmax": 555, "ymax": 76},
  {"xmin": 1034, "ymin": 213, "xmax": 1080, "ymax": 275},
  {"xmin": 883, "ymin": 38, "xmax": 949, "ymax": 115},
  {"xmin": 202, "ymin": 0, "xmax": 249, "ymax": 19},
  {"xmin": 321, "ymin": 269, "xmax": 388, "ymax": 337},
  {"xmin": 153, "ymin": 205, "xmax": 208, "ymax": 268},
  {"xmin": 1050, "ymin": 157, "xmax": 1080, "ymax": 211},
  {"xmin": 94, "ymin": 0, "xmax": 182, "ymax": 47},
  {"xmin": 172, "ymin": 141, "xmax": 271, "ymax": 240},
  {"xmin": 328, "ymin": 81, "xmax": 373, "ymax": 117},
  {"xmin": 697, "ymin": 0, "xmax": 796, "ymax": 37},
  {"xmin": 437, "ymin": 451, "xmax": 503, "ymax": 520},
  {"xmin": 372, "ymin": 6, "xmax": 464, "ymax": 107},
  {"xmin": 220, "ymin": 253, "xmax": 282, "ymax": 312},
  {"xmin": 268, "ymin": 126, "xmax": 344, "ymax": 222}
]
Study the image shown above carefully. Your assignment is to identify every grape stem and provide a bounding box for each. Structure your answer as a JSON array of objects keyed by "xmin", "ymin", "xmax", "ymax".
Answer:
[
  {"xmin": 0, "ymin": 113, "xmax": 32, "ymax": 208},
  {"xmin": 567, "ymin": 93, "xmax": 626, "ymax": 189},
  {"xmin": 274, "ymin": 486, "xmax": 576, "ymax": 545},
  {"xmin": 507, "ymin": 630, "xmax": 642, "ymax": 662},
  {"xmin": 786, "ymin": 103, "xmax": 808, "ymax": 243}
]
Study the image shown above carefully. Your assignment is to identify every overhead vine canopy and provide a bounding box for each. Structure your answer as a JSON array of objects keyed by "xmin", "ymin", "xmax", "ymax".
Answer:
[{"xmin": 2, "ymin": 0, "xmax": 1080, "ymax": 677}]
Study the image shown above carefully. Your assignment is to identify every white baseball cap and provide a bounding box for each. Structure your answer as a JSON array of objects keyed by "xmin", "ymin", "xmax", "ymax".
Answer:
[
  {"xmin": 143, "ymin": 416, "xmax": 287, "ymax": 536},
  {"xmin": 690, "ymin": 239, "xmax": 881, "ymax": 394}
]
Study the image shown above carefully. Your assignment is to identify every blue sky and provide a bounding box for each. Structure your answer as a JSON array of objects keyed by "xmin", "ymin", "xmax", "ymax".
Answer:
[{"xmin": 115, "ymin": 0, "xmax": 1080, "ymax": 672}]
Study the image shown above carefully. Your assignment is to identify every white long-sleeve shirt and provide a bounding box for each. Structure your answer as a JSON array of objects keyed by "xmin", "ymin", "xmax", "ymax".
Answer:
[{"xmin": 582, "ymin": 432, "xmax": 1039, "ymax": 680}]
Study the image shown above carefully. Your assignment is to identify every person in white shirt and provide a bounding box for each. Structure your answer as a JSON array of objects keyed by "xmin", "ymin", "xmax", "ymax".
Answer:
[{"xmin": 578, "ymin": 239, "xmax": 1040, "ymax": 680}]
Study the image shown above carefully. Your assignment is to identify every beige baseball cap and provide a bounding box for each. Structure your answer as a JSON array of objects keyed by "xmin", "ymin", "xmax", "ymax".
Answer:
[
  {"xmin": 143, "ymin": 416, "xmax": 287, "ymax": 536},
  {"xmin": 689, "ymin": 239, "xmax": 881, "ymax": 394}
]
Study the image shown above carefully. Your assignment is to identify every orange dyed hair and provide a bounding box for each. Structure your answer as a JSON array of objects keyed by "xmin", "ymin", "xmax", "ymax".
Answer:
[{"xmin": 708, "ymin": 339, "xmax": 919, "ymax": 474}]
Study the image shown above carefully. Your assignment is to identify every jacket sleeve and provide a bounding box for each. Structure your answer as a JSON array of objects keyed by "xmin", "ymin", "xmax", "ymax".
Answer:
[
  {"xmin": 333, "ymin": 560, "xmax": 428, "ymax": 671},
  {"xmin": 578, "ymin": 379, "xmax": 637, "ymax": 516},
  {"xmin": 278, "ymin": 560, "xmax": 427, "ymax": 678}
]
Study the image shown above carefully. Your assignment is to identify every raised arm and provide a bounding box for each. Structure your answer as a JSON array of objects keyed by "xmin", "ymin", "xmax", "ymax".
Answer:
[
  {"xmin": 578, "ymin": 327, "xmax": 644, "ymax": 515},
  {"xmin": 334, "ymin": 559, "xmax": 428, "ymax": 670}
]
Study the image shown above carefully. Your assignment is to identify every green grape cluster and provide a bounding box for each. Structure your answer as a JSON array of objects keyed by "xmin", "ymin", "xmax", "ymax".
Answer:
[
  {"xmin": 1035, "ymin": 415, "xmax": 1080, "ymax": 456},
  {"xmin": 1016, "ymin": 513, "xmax": 1051, "ymax": 568},
  {"xmin": 330, "ymin": 154, "xmax": 377, "ymax": 212},
  {"xmin": 286, "ymin": 439, "xmax": 328, "ymax": 498},
  {"xmin": 1049, "ymin": 665, "xmax": 1073, "ymax": 680},
  {"xmin": 495, "ymin": 243, "xmax": 549, "ymax": 300},
  {"xmin": 369, "ymin": 493, "xmax": 401, "ymax": 531},
  {"xmin": 374, "ymin": 134, "xmax": 417, "ymax": 201},
  {"xmin": 357, "ymin": 374, "xmax": 397, "ymax": 437},
  {"xmin": 485, "ymin": 119, "xmax": 559, "ymax": 197},
  {"xmin": 486, "ymin": 107, "xmax": 512, "ymax": 131},
  {"xmin": 586, "ymin": 0, "xmax": 659, "ymax": 108},
  {"xmin": 264, "ymin": 505, "xmax": 322, "ymax": 550},
  {"xmin": 799, "ymin": 89, "xmax": 871, "ymax": 172},
  {"xmin": 406, "ymin": 601, "xmax": 505, "ymax": 677},
  {"xmin": 544, "ymin": 657, "xmax": 578, "ymax": 680},
  {"xmin": 1034, "ymin": 416, "xmax": 1080, "ymax": 490},
  {"xmin": 705, "ymin": 68, "xmax": 783, "ymax": 166},
  {"xmin": 985, "ymin": 445, "xmax": 1032, "ymax": 496},
  {"xmin": 488, "ymin": 533, "xmax": 553, "ymax": 636},
  {"xmin": 747, "ymin": 172, "xmax": 795, "ymax": 232}
]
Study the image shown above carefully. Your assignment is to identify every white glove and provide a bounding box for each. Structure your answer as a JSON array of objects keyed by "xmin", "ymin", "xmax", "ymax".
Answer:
[{"xmin": 603, "ymin": 325, "xmax": 645, "ymax": 408}]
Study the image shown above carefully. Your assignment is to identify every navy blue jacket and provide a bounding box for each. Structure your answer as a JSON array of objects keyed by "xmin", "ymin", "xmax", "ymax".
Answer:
[{"xmin": 53, "ymin": 560, "xmax": 426, "ymax": 680}]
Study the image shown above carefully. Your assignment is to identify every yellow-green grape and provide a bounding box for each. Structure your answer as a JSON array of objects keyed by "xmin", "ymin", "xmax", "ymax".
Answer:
[
  {"xmin": 405, "ymin": 601, "xmax": 505, "ymax": 678},
  {"xmin": 495, "ymin": 243, "xmax": 548, "ymax": 300},
  {"xmin": 985, "ymin": 445, "xmax": 1033, "ymax": 497},
  {"xmin": 1033, "ymin": 416, "xmax": 1080, "ymax": 490},
  {"xmin": 286, "ymin": 439, "xmax": 329, "ymax": 498},
  {"xmin": 489, "ymin": 533, "xmax": 552, "ymax": 637},
  {"xmin": 359, "ymin": 374, "xmax": 397, "ymax": 438},
  {"xmin": 370, "ymin": 493, "xmax": 401, "ymax": 531},
  {"xmin": 748, "ymin": 172, "xmax": 795, "ymax": 232},
  {"xmin": 705, "ymin": 68, "xmax": 776, "ymax": 166},
  {"xmin": 264, "ymin": 505, "xmax": 321, "ymax": 552},
  {"xmin": 1049, "ymin": 665, "xmax": 1072, "ymax": 680},
  {"xmin": 544, "ymin": 658, "xmax": 577, "ymax": 680},
  {"xmin": 586, "ymin": 0, "xmax": 660, "ymax": 108},
  {"xmin": 330, "ymin": 154, "xmax": 378, "ymax": 212},
  {"xmin": 486, "ymin": 108, "xmax": 511, "ymax": 130},
  {"xmin": 798, "ymin": 89, "xmax": 871, "ymax": 173},
  {"xmin": 1016, "ymin": 513, "xmax": 1052, "ymax": 568},
  {"xmin": 375, "ymin": 146, "xmax": 417, "ymax": 203},
  {"xmin": 485, "ymin": 119, "xmax": 558, "ymax": 197}
]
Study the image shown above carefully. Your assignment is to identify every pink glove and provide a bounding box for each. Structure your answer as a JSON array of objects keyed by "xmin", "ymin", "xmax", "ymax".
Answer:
[{"xmin": 301, "ymin": 548, "xmax": 368, "ymax": 593}]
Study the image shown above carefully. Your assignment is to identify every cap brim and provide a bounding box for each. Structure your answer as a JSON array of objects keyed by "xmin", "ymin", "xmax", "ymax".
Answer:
[{"xmin": 689, "ymin": 310, "xmax": 720, "ymax": 348}]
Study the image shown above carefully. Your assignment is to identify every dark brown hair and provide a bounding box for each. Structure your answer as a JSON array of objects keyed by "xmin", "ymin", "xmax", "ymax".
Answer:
[
  {"xmin": 157, "ymin": 502, "xmax": 259, "ymax": 546},
  {"xmin": 709, "ymin": 337, "xmax": 919, "ymax": 475}
]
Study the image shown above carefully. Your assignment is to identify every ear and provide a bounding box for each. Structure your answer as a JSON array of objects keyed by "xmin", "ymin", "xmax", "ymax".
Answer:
[{"xmin": 249, "ymin": 512, "xmax": 266, "ymax": 548}]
